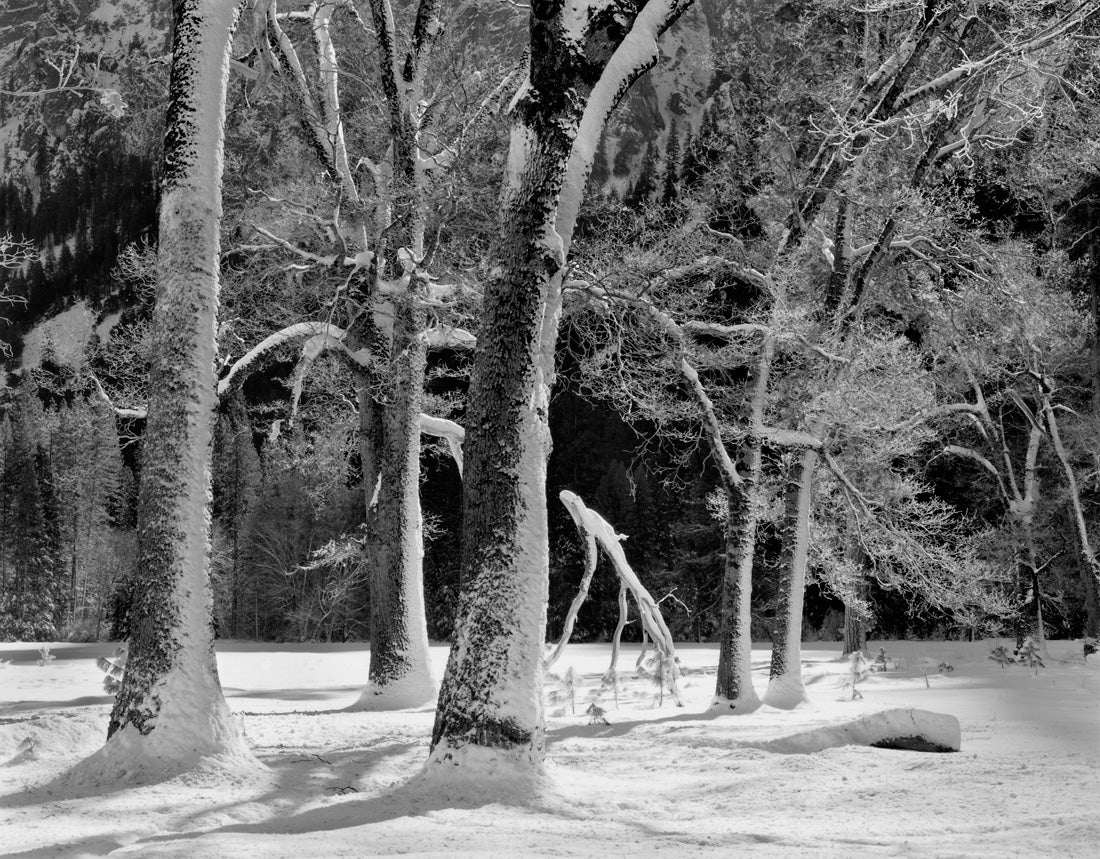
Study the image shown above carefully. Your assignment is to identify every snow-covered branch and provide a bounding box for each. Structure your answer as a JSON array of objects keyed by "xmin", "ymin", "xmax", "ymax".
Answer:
[
  {"xmin": 557, "ymin": 489, "xmax": 681, "ymax": 697},
  {"xmin": 418, "ymin": 413, "xmax": 464, "ymax": 474},
  {"xmin": 218, "ymin": 321, "xmax": 349, "ymax": 397},
  {"xmin": 89, "ymin": 373, "xmax": 148, "ymax": 420},
  {"xmin": 423, "ymin": 326, "xmax": 476, "ymax": 349}
]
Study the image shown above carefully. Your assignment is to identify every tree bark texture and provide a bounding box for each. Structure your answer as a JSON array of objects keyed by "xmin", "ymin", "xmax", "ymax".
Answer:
[
  {"xmin": 358, "ymin": 298, "xmax": 434, "ymax": 707},
  {"xmin": 712, "ymin": 333, "xmax": 773, "ymax": 710},
  {"xmin": 843, "ymin": 600, "xmax": 867, "ymax": 657},
  {"xmin": 106, "ymin": 0, "xmax": 250, "ymax": 766},
  {"xmin": 764, "ymin": 445, "xmax": 818, "ymax": 708}
]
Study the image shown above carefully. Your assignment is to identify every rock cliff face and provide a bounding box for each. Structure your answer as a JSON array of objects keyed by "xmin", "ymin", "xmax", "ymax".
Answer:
[
  {"xmin": 1, "ymin": 0, "xmax": 171, "ymax": 173},
  {"xmin": 0, "ymin": 0, "xmax": 716, "ymax": 368}
]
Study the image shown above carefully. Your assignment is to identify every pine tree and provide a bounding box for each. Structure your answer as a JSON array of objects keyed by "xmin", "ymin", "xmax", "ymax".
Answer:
[
  {"xmin": 590, "ymin": 134, "xmax": 611, "ymax": 190},
  {"xmin": 625, "ymin": 142, "xmax": 658, "ymax": 210},
  {"xmin": 34, "ymin": 443, "xmax": 66, "ymax": 631},
  {"xmin": 212, "ymin": 391, "xmax": 262, "ymax": 637},
  {"xmin": 0, "ymin": 387, "xmax": 60, "ymax": 640},
  {"xmin": 0, "ymin": 413, "xmax": 12, "ymax": 600},
  {"xmin": 662, "ymin": 120, "xmax": 681, "ymax": 206}
]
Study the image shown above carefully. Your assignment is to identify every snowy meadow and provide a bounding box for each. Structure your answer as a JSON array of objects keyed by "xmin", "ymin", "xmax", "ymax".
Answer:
[{"xmin": 2, "ymin": 639, "xmax": 1097, "ymax": 858}]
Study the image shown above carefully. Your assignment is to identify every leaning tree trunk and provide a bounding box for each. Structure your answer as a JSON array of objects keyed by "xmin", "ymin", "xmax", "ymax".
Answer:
[
  {"xmin": 764, "ymin": 445, "xmax": 818, "ymax": 709},
  {"xmin": 430, "ymin": 0, "xmax": 695, "ymax": 775},
  {"xmin": 101, "ymin": 0, "xmax": 253, "ymax": 773}
]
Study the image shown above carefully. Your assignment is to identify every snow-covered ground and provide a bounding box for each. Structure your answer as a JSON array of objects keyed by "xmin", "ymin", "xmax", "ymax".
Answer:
[{"xmin": 1, "ymin": 639, "xmax": 1096, "ymax": 857}]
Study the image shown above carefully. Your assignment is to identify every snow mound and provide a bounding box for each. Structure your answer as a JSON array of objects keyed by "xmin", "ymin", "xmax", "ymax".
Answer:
[
  {"xmin": 759, "ymin": 708, "xmax": 961, "ymax": 754},
  {"xmin": 0, "ymin": 711, "xmax": 105, "ymax": 765},
  {"xmin": 346, "ymin": 672, "xmax": 437, "ymax": 711}
]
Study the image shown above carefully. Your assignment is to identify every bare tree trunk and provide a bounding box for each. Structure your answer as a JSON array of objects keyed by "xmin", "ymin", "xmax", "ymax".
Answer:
[
  {"xmin": 428, "ymin": 160, "xmax": 561, "ymax": 765},
  {"xmin": 1017, "ymin": 518, "xmax": 1048, "ymax": 657},
  {"xmin": 764, "ymin": 445, "xmax": 818, "ymax": 709},
  {"xmin": 354, "ymin": 303, "xmax": 434, "ymax": 708},
  {"xmin": 1043, "ymin": 396, "xmax": 1100, "ymax": 636},
  {"xmin": 843, "ymin": 601, "xmax": 867, "ymax": 657},
  {"xmin": 712, "ymin": 334, "xmax": 773, "ymax": 711},
  {"xmin": 842, "ymin": 548, "xmax": 869, "ymax": 657},
  {"xmin": 102, "ymin": 0, "xmax": 254, "ymax": 773}
]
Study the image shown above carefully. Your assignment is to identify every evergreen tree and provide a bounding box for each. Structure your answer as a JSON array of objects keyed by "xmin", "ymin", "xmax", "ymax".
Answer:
[
  {"xmin": 662, "ymin": 121, "xmax": 681, "ymax": 206},
  {"xmin": 212, "ymin": 391, "xmax": 262, "ymax": 637},
  {"xmin": 0, "ymin": 388, "xmax": 61, "ymax": 640},
  {"xmin": 34, "ymin": 443, "xmax": 67, "ymax": 630},
  {"xmin": 590, "ymin": 134, "xmax": 611, "ymax": 190},
  {"xmin": 625, "ymin": 142, "xmax": 658, "ymax": 210}
]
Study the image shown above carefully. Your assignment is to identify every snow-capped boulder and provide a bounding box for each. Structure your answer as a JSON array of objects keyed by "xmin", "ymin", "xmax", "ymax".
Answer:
[{"xmin": 763, "ymin": 708, "xmax": 962, "ymax": 754}]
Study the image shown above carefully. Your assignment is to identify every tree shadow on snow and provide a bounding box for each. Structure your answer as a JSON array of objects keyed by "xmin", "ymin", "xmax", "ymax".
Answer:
[
  {"xmin": 548, "ymin": 707, "xmax": 731, "ymax": 744},
  {"xmin": 127, "ymin": 758, "xmax": 566, "ymax": 851},
  {"xmin": 0, "ymin": 732, "xmax": 417, "ymax": 810}
]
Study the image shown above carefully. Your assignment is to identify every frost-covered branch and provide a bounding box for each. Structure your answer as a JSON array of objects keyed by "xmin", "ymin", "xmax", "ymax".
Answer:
[
  {"xmin": 423, "ymin": 326, "xmax": 476, "ymax": 349},
  {"xmin": 418, "ymin": 413, "xmax": 464, "ymax": 474},
  {"xmin": 89, "ymin": 373, "xmax": 148, "ymax": 420},
  {"xmin": 557, "ymin": 490, "xmax": 681, "ymax": 698},
  {"xmin": 217, "ymin": 321, "xmax": 349, "ymax": 396}
]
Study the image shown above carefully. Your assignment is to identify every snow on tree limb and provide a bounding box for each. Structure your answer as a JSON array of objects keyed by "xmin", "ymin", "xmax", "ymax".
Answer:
[
  {"xmin": 287, "ymin": 329, "xmax": 363, "ymax": 422},
  {"xmin": 418, "ymin": 413, "xmax": 464, "ymax": 475},
  {"xmin": 264, "ymin": 0, "xmax": 359, "ymax": 200},
  {"xmin": 558, "ymin": 489, "xmax": 681, "ymax": 693},
  {"xmin": 544, "ymin": 514, "xmax": 599, "ymax": 670},
  {"xmin": 89, "ymin": 373, "xmax": 148, "ymax": 420},
  {"xmin": 678, "ymin": 359, "xmax": 742, "ymax": 487},
  {"xmin": 424, "ymin": 327, "xmax": 476, "ymax": 349},
  {"xmin": 758, "ymin": 426, "xmax": 825, "ymax": 450},
  {"xmin": 217, "ymin": 321, "xmax": 349, "ymax": 397}
]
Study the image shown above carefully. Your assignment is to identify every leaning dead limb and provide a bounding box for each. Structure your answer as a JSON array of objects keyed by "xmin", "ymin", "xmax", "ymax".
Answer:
[{"xmin": 554, "ymin": 490, "xmax": 682, "ymax": 703}]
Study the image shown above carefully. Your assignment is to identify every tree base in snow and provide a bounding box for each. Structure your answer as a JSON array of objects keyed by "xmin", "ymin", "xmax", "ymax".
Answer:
[
  {"xmin": 347, "ymin": 672, "xmax": 436, "ymax": 711},
  {"xmin": 65, "ymin": 719, "xmax": 263, "ymax": 788},
  {"xmin": 423, "ymin": 739, "xmax": 546, "ymax": 796},
  {"xmin": 762, "ymin": 676, "xmax": 808, "ymax": 710},
  {"xmin": 709, "ymin": 694, "xmax": 762, "ymax": 714}
]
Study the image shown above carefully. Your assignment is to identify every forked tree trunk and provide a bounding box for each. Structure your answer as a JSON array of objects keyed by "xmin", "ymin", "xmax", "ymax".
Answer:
[
  {"xmin": 764, "ymin": 445, "xmax": 818, "ymax": 709},
  {"xmin": 357, "ymin": 0, "xmax": 439, "ymax": 708},
  {"xmin": 102, "ymin": 0, "xmax": 253, "ymax": 772},
  {"xmin": 429, "ymin": 0, "xmax": 694, "ymax": 774},
  {"xmin": 260, "ymin": 0, "xmax": 439, "ymax": 707}
]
